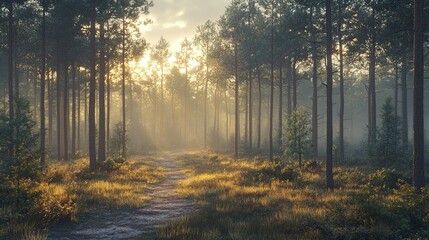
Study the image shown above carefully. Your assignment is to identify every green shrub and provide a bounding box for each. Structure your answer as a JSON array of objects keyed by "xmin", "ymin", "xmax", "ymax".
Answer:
[
  {"xmin": 33, "ymin": 183, "xmax": 77, "ymax": 224},
  {"xmin": 246, "ymin": 162, "xmax": 299, "ymax": 184},
  {"xmin": 303, "ymin": 160, "xmax": 322, "ymax": 172},
  {"xmin": 386, "ymin": 181, "xmax": 429, "ymax": 229},
  {"xmin": 97, "ymin": 157, "xmax": 126, "ymax": 172},
  {"xmin": 368, "ymin": 168, "xmax": 405, "ymax": 192}
]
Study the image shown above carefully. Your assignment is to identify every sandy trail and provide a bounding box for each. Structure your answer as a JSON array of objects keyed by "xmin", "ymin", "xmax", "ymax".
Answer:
[{"xmin": 48, "ymin": 153, "xmax": 193, "ymax": 240}]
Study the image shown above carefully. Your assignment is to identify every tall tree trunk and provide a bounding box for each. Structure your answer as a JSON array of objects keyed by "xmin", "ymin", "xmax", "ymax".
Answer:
[
  {"xmin": 413, "ymin": 0, "xmax": 424, "ymax": 190},
  {"xmin": 48, "ymin": 70, "xmax": 53, "ymax": 149},
  {"xmin": 394, "ymin": 61, "xmax": 399, "ymax": 117},
  {"xmin": 98, "ymin": 21, "xmax": 106, "ymax": 163},
  {"xmin": 77, "ymin": 70, "xmax": 81, "ymax": 151},
  {"xmin": 71, "ymin": 64, "xmax": 76, "ymax": 158},
  {"xmin": 292, "ymin": 58, "xmax": 297, "ymax": 110},
  {"xmin": 278, "ymin": 65, "xmax": 283, "ymax": 151},
  {"xmin": 234, "ymin": 42, "xmax": 240, "ymax": 159},
  {"xmin": 338, "ymin": 2, "xmax": 344, "ymax": 162},
  {"xmin": 40, "ymin": 0, "xmax": 46, "ymax": 165},
  {"xmin": 89, "ymin": 0, "xmax": 97, "ymax": 171},
  {"xmin": 184, "ymin": 60, "xmax": 188, "ymax": 145},
  {"xmin": 269, "ymin": 9, "xmax": 274, "ymax": 161},
  {"xmin": 56, "ymin": 48, "xmax": 62, "ymax": 160},
  {"xmin": 369, "ymin": 8, "xmax": 377, "ymax": 145},
  {"xmin": 287, "ymin": 61, "xmax": 292, "ymax": 115},
  {"xmin": 245, "ymin": 79, "xmax": 248, "ymax": 145},
  {"xmin": 121, "ymin": 16, "xmax": 126, "ymax": 159},
  {"xmin": 249, "ymin": 68, "xmax": 253, "ymax": 151},
  {"xmin": 106, "ymin": 58, "xmax": 110, "ymax": 155},
  {"xmin": 106, "ymin": 21, "xmax": 111, "ymax": 154},
  {"xmin": 310, "ymin": 4, "xmax": 318, "ymax": 161},
  {"xmin": 8, "ymin": 0, "xmax": 14, "ymax": 158},
  {"xmin": 325, "ymin": 0, "xmax": 334, "ymax": 190},
  {"xmin": 257, "ymin": 65, "xmax": 262, "ymax": 149},
  {"xmin": 84, "ymin": 75, "xmax": 87, "ymax": 143},
  {"xmin": 204, "ymin": 55, "xmax": 209, "ymax": 149},
  {"xmin": 63, "ymin": 61, "xmax": 69, "ymax": 161},
  {"xmin": 225, "ymin": 90, "xmax": 229, "ymax": 144},
  {"xmin": 401, "ymin": 53, "xmax": 408, "ymax": 152}
]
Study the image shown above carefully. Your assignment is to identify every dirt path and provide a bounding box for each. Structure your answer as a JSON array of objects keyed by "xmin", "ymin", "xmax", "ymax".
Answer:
[{"xmin": 48, "ymin": 154, "xmax": 194, "ymax": 240}]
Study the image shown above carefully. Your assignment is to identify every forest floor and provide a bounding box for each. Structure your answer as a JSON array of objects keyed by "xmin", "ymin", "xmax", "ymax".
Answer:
[
  {"xmin": 9, "ymin": 150, "xmax": 427, "ymax": 240},
  {"xmin": 47, "ymin": 152, "xmax": 195, "ymax": 240}
]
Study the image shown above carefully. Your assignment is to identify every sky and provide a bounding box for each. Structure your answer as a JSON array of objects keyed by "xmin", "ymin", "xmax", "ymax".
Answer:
[{"xmin": 140, "ymin": 0, "xmax": 231, "ymax": 52}]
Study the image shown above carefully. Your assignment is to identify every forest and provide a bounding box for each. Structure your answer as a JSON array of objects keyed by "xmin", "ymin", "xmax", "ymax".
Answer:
[{"xmin": 0, "ymin": 0, "xmax": 428, "ymax": 239}]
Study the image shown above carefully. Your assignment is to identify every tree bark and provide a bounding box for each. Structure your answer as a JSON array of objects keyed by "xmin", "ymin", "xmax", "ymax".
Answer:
[
  {"xmin": 72, "ymin": 64, "xmax": 76, "ymax": 158},
  {"xmin": 234, "ymin": 42, "xmax": 240, "ymax": 159},
  {"xmin": 278, "ymin": 65, "xmax": 283, "ymax": 151},
  {"xmin": 325, "ymin": 0, "xmax": 334, "ymax": 190},
  {"xmin": 121, "ymin": 16, "xmax": 126, "ymax": 159},
  {"xmin": 292, "ymin": 58, "xmax": 297, "ymax": 111},
  {"xmin": 269, "ymin": 9, "xmax": 274, "ymax": 161},
  {"xmin": 40, "ymin": 0, "xmax": 46, "ymax": 165},
  {"xmin": 257, "ymin": 65, "xmax": 262, "ymax": 149},
  {"xmin": 413, "ymin": 0, "xmax": 424, "ymax": 190},
  {"xmin": 249, "ymin": 68, "xmax": 253, "ymax": 151},
  {"xmin": 63, "ymin": 60, "xmax": 69, "ymax": 161},
  {"xmin": 89, "ymin": 0, "xmax": 97, "ymax": 171},
  {"xmin": 401, "ymin": 53, "xmax": 408, "ymax": 152},
  {"xmin": 98, "ymin": 21, "xmax": 106, "ymax": 162},
  {"xmin": 338, "ymin": 2, "xmax": 345, "ymax": 162},
  {"xmin": 48, "ymin": 70, "xmax": 53, "ymax": 148},
  {"xmin": 8, "ymin": 0, "xmax": 14, "ymax": 158},
  {"xmin": 368, "ymin": 8, "xmax": 377, "ymax": 145}
]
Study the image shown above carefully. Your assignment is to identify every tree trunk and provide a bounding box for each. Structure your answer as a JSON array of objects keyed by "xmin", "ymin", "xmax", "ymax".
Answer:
[
  {"xmin": 269, "ymin": 10, "xmax": 274, "ymax": 161},
  {"xmin": 204, "ymin": 58, "xmax": 209, "ymax": 149},
  {"xmin": 98, "ymin": 21, "xmax": 106, "ymax": 163},
  {"xmin": 338, "ymin": 3, "xmax": 344, "ymax": 162},
  {"xmin": 249, "ymin": 68, "xmax": 253, "ymax": 151},
  {"xmin": 245, "ymin": 79, "xmax": 248, "ymax": 146},
  {"xmin": 56, "ymin": 47, "xmax": 62, "ymax": 160},
  {"xmin": 48, "ymin": 69, "xmax": 53, "ymax": 149},
  {"xmin": 413, "ymin": 0, "xmax": 424, "ymax": 190},
  {"xmin": 325, "ymin": 0, "xmax": 334, "ymax": 190},
  {"xmin": 71, "ymin": 64, "xmax": 76, "ymax": 158},
  {"xmin": 292, "ymin": 58, "xmax": 297, "ymax": 111},
  {"xmin": 287, "ymin": 61, "xmax": 292, "ymax": 116},
  {"xmin": 40, "ymin": 0, "xmax": 46, "ymax": 165},
  {"xmin": 89, "ymin": 0, "xmax": 97, "ymax": 171},
  {"xmin": 401, "ymin": 53, "xmax": 408, "ymax": 152},
  {"xmin": 368, "ymin": 8, "xmax": 377, "ymax": 145},
  {"xmin": 310, "ymin": 6, "xmax": 319, "ymax": 160},
  {"xmin": 234, "ymin": 42, "xmax": 240, "ymax": 159},
  {"xmin": 63, "ymin": 61, "xmax": 69, "ymax": 161},
  {"xmin": 121, "ymin": 16, "xmax": 126, "ymax": 159},
  {"xmin": 257, "ymin": 65, "xmax": 262, "ymax": 149},
  {"xmin": 77, "ymin": 70, "xmax": 81, "ymax": 151},
  {"xmin": 106, "ymin": 57, "xmax": 111, "ymax": 155},
  {"xmin": 278, "ymin": 65, "xmax": 283, "ymax": 151},
  {"xmin": 394, "ymin": 61, "xmax": 399, "ymax": 117},
  {"xmin": 8, "ymin": 0, "xmax": 14, "ymax": 158}
]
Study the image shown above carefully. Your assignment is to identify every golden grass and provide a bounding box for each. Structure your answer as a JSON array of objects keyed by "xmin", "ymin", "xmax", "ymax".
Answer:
[{"xmin": 157, "ymin": 152, "xmax": 372, "ymax": 240}]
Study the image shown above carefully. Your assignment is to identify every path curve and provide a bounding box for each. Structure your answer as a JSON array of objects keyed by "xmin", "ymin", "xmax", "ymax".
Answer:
[{"xmin": 48, "ymin": 154, "xmax": 193, "ymax": 240}]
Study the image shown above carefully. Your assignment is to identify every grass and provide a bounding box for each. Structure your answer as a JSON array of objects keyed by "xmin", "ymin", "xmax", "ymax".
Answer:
[
  {"xmin": 156, "ymin": 151, "xmax": 429, "ymax": 240},
  {"xmin": 0, "ymin": 155, "xmax": 164, "ymax": 240}
]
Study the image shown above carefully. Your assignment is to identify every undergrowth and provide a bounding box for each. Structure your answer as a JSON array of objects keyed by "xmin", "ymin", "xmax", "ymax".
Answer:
[
  {"xmin": 0, "ymin": 156, "xmax": 164, "ymax": 240},
  {"xmin": 157, "ymin": 152, "xmax": 429, "ymax": 240}
]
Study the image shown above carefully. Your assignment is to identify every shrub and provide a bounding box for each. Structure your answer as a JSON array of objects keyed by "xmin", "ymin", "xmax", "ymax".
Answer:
[
  {"xmin": 33, "ymin": 183, "xmax": 77, "ymax": 224},
  {"xmin": 368, "ymin": 168, "xmax": 405, "ymax": 192},
  {"xmin": 97, "ymin": 157, "xmax": 126, "ymax": 172},
  {"xmin": 303, "ymin": 160, "xmax": 322, "ymax": 172},
  {"xmin": 246, "ymin": 162, "xmax": 299, "ymax": 184}
]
